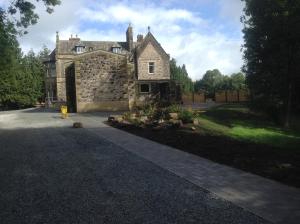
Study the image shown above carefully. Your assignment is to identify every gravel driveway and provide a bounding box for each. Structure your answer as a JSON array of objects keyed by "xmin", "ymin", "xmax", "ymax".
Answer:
[{"xmin": 0, "ymin": 108, "xmax": 270, "ymax": 224}]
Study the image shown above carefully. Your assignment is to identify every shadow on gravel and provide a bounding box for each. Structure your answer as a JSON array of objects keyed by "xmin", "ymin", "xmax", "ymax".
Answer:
[{"xmin": 22, "ymin": 107, "xmax": 58, "ymax": 113}]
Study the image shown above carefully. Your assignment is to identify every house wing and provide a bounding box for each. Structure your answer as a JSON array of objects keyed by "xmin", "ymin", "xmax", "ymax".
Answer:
[{"xmin": 136, "ymin": 32, "xmax": 169, "ymax": 59}]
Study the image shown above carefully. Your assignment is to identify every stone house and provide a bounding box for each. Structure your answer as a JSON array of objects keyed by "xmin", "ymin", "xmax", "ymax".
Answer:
[{"xmin": 44, "ymin": 25, "xmax": 175, "ymax": 112}]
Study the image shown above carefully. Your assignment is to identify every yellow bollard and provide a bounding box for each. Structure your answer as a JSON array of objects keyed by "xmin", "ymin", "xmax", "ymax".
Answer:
[{"xmin": 61, "ymin": 105, "xmax": 68, "ymax": 119}]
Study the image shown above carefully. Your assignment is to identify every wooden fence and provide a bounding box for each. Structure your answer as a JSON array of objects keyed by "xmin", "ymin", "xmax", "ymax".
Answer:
[
  {"xmin": 182, "ymin": 92, "xmax": 205, "ymax": 104},
  {"xmin": 215, "ymin": 90, "xmax": 249, "ymax": 103},
  {"xmin": 182, "ymin": 90, "xmax": 249, "ymax": 104}
]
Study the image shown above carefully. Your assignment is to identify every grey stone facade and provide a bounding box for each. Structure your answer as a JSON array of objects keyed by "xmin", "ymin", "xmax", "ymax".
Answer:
[{"xmin": 44, "ymin": 25, "xmax": 172, "ymax": 112}]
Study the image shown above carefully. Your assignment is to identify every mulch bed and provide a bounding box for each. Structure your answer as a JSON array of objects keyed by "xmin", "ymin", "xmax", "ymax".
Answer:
[{"xmin": 108, "ymin": 121, "xmax": 300, "ymax": 188}]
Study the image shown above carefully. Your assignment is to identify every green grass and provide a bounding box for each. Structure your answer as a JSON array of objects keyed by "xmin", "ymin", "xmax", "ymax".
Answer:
[{"xmin": 196, "ymin": 104, "xmax": 300, "ymax": 149}]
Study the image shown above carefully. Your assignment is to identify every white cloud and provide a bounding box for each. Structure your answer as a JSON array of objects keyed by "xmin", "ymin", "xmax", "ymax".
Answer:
[
  {"xmin": 160, "ymin": 32, "xmax": 243, "ymax": 80},
  {"xmin": 16, "ymin": 0, "xmax": 244, "ymax": 80},
  {"xmin": 219, "ymin": 0, "xmax": 245, "ymax": 27},
  {"xmin": 79, "ymin": 2, "xmax": 204, "ymax": 32},
  {"xmin": 0, "ymin": 0, "xmax": 9, "ymax": 7}
]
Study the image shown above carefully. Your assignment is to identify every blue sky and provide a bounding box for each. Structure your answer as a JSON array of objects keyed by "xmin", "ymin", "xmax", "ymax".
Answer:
[{"xmin": 1, "ymin": 0, "xmax": 245, "ymax": 80}]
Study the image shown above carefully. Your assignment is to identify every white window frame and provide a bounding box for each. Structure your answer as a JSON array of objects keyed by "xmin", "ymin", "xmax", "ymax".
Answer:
[
  {"xmin": 140, "ymin": 83, "xmax": 151, "ymax": 93},
  {"xmin": 76, "ymin": 46, "xmax": 84, "ymax": 53},
  {"xmin": 112, "ymin": 47, "xmax": 121, "ymax": 54},
  {"xmin": 148, "ymin": 62, "xmax": 155, "ymax": 74}
]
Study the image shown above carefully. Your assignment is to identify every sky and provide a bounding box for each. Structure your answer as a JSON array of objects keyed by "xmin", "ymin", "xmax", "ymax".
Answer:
[{"xmin": 1, "ymin": 0, "xmax": 245, "ymax": 80}]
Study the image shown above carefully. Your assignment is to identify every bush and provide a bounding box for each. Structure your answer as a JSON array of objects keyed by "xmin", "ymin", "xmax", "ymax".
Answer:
[
  {"xmin": 141, "ymin": 104, "xmax": 156, "ymax": 117},
  {"xmin": 123, "ymin": 112, "xmax": 131, "ymax": 121},
  {"xmin": 151, "ymin": 107, "xmax": 170, "ymax": 121},
  {"xmin": 167, "ymin": 104, "xmax": 182, "ymax": 113},
  {"xmin": 179, "ymin": 109, "xmax": 194, "ymax": 123}
]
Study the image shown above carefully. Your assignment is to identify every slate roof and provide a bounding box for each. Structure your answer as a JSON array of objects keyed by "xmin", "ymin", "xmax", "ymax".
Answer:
[
  {"xmin": 57, "ymin": 40, "xmax": 137, "ymax": 55},
  {"xmin": 136, "ymin": 32, "xmax": 169, "ymax": 59}
]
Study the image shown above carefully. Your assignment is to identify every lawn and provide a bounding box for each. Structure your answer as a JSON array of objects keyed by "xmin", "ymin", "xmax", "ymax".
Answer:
[
  {"xmin": 197, "ymin": 104, "xmax": 300, "ymax": 149},
  {"xmin": 108, "ymin": 104, "xmax": 300, "ymax": 188}
]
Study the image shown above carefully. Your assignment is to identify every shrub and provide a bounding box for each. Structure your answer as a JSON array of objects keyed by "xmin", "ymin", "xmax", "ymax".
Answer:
[
  {"xmin": 179, "ymin": 109, "xmax": 194, "ymax": 123},
  {"xmin": 123, "ymin": 112, "xmax": 131, "ymax": 121},
  {"xmin": 142, "ymin": 104, "xmax": 156, "ymax": 117},
  {"xmin": 151, "ymin": 107, "xmax": 170, "ymax": 121},
  {"xmin": 167, "ymin": 104, "xmax": 182, "ymax": 113}
]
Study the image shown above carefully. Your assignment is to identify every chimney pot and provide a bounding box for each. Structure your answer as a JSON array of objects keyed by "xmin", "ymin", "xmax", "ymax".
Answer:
[{"xmin": 137, "ymin": 34, "xmax": 144, "ymax": 43}]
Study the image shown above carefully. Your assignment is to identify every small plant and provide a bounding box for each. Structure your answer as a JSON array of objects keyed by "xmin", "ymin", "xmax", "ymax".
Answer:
[
  {"xmin": 142, "ymin": 104, "xmax": 156, "ymax": 117},
  {"xmin": 179, "ymin": 109, "xmax": 194, "ymax": 123},
  {"xmin": 167, "ymin": 104, "xmax": 182, "ymax": 113},
  {"xmin": 151, "ymin": 107, "xmax": 170, "ymax": 121},
  {"xmin": 123, "ymin": 112, "xmax": 131, "ymax": 121}
]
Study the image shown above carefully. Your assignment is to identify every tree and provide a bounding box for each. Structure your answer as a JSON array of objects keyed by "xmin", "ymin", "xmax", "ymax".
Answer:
[
  {"xmin": 195, "ymin": 69, "xmax": 223, "ymax": 98},
  {"xmin": 0, "ymin": 9, "xmax": 23, "ymax": 108},
  {"xmin": 2, "ymin": 0, "xmax": 61, "ymax": 34},
  {"xmin": 0, "ymin": 1, "xmax": 60, "ymax": 109},
  {"xmin": 230, "ymin": 72, "xmax": 246, "ymax": 90},
  {"xmin": 241, "ymin": 0, "xmax": 300, "ymax": 127},
  {"xmin": 170, "ymin": 58, "xmax": 194, "ymax": 93}
]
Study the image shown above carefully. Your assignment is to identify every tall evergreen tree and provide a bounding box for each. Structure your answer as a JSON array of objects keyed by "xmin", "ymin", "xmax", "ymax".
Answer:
[
  {"xmin": 0, "ymin": 1, "xmax": 61, "ymax": 109},
  {"xmin": 242, "ymin": 0, "xmax": 300, "ymax": 127},
  {"xmin": 170, "ymin": 58, "xmax": 194, "ymax": 93},
  {"xmin": 0, "ymin": 10, "xmax": 22, "ymax": 108}
]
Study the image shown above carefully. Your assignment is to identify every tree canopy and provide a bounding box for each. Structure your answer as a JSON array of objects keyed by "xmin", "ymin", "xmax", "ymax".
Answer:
[
  {"xmin": 241, "ymin": 0, "xmax": 300, "ymax": 126},
  {"xmin": 170, "ymin": 58, "xmax": 194, "ymax": 93},
  {"xmin": 2, "ymin": 0, "xmax": 61, "ymax": 34},
  {"xmin": 194, "ymin": 70, "xmax": 246, "ymax": 97},
  {"xmin": 0, "ymin": 1, "xmax": 60, "ymax": 109}
]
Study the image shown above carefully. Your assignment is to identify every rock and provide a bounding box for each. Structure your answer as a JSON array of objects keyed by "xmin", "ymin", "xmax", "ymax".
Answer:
[
  {"xmin": 108, "ymin": 115, "xmax": 116, "ymax": 122},
  {"xmin": 193, "ymin": 119, "xmax": 199, "ymax": 125},
  {"xmin": 73, "ymin": 122, "xmax": 83, "ymax": 128},
  {"xmin": 191, "ymin": 126, "xmax": 196, "ymax": 131},
  {"xmin": 121, "ymin": 120, "xmax": 131, "ymax": 125},
  {"xmin": 169, "ymin": 119, "xmax": 183, "ymax": 128},
  {"xmin": 140, "ymin": 116, "xmax": 148, "ymax": 123},
  {"xmin": 158, "ymin": 119, "xmax": 165, "ymax": 124},
  {"xmin": 116, "ymin": 116, "xmax": 123, "ymax": 122},
  {"xmin": 169, "ymin": 113, "xmax": 178, "ymax": 120},
  {"xmin": 130, "ymin": 113, "xmax": 137, "ymax": 119}
]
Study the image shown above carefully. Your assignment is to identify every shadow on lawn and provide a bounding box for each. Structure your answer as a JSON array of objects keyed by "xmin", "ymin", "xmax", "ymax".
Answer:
[{"xmin": 202, "ymin": 105, "xmax": 274, "ymax": 129}]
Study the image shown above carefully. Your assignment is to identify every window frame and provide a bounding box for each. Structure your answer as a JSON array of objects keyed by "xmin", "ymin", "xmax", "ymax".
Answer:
[
  {"xmin": 139, "ymin": 83, "xmax": 151, "ymax": 93},
  {"xmin": 76, "ymin": 46, "xmax": 84, "ymax": 53},
  {"xmin": 148, "ymin": 62, "xmax": 155, "ymax": 74},
  {"xmin": 112, "ymin": 47, "xmax": 121, "ymax": 54}
]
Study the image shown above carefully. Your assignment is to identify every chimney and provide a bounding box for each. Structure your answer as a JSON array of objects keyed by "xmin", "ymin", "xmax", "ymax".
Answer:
[
  {"xmin": 137, "ymin": 34, "xmax": 144, "ymax": 44},
  {"xmin": 56, "ymin": 31, "xmax": 59, "ymax": 43},
  {"xmin": 126, "ymin": 23, "xmax": 133, "ymax": 52},
  {"xmin": 56, "ymin": 31, "xmax": 59, "ymax": 55},
  {"xmin": 69, "ymin": 34, "xmax": 80, "ymax": 41}
]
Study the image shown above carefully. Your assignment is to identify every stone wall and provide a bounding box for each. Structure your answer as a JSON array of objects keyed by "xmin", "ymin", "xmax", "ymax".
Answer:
[
  {"xmin": 74, "ymin": 51, "xmax": 129, "ymax": 112},
  {"xmin": 137, "ymin": 42, "xmax": 170, "ymax": 80},
  {"xmin": 126, "ymin": 62, "xmax": 137, "ymax": 110},
  {"xmin": 55, "ymin": 55, "xmax": 75, "ymax": 103}
]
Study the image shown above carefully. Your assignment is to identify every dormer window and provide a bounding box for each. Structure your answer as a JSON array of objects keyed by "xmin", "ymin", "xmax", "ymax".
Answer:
[
  {"xmin": 112, "ymin": 47, "xmax": 121, "ymax": 54},
  {"xmin": 76, "ymin": 46, "xmax": 84, "ymax": 53},
  {"xmin": 148, "ymin": 62, "xmax": 155, "ymax": 74}
]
